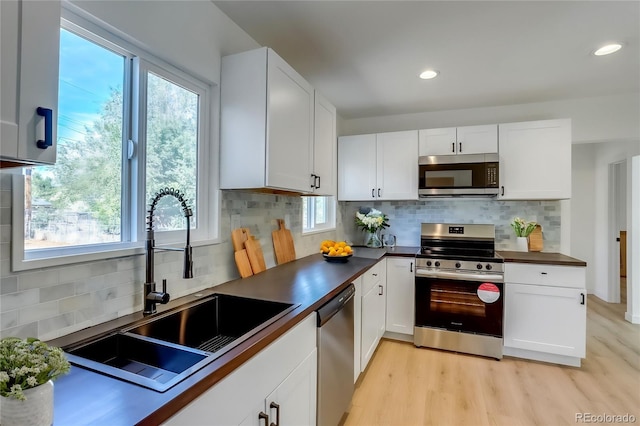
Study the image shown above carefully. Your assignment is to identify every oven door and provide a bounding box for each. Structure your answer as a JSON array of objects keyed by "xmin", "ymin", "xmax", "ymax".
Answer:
[{"xmin": 415, "ymin": 274, "xmax": 503, "ymax": 337}]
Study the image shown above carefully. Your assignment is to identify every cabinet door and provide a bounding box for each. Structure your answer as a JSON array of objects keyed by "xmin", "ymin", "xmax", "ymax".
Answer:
[
  {"xmin": 266, "ymin": 49, "xmax": 314, "ymax": 192},
  {"xmin": 376, "ymin": 258, "xmax": 387, "ymax": 341},
  {"xmin": 353, "ymin": 276, "xmax": 362, "ymax": 383},
  {"xmin": 1, "ymin": 0, "xmax": 20, "ymax": 160},
  {"xmin": 504, "ymin": 282, "xmax": 586, "ymax": 358},
  {"xmin": 385, "ymin": 257, "xmax": 415, "ymax": 335},
  {"xmin": 376, "ymin": 130, "xmax": 418, "ymax": 200},
  {"xmin": 418, "ymin": 127, "xmax": 456, "ymax": 156},
  {"xmin": 312, "ymin": 92, "xmax": 336, "ymax": 196},
  {"xmin": 456, "ymin": 124, "xmax": 498, "ymax": 154},
  {"xmin": 338, "ymin": 134, "xmax": 377, "ymax": 201},
  {"xmin": 265, "ymin": 349, "xmax": 317, "ymax": 426},
  {"xmin": 1, "ymin": 0, "xmax": 60, "ymax": 165},
  {"xmin": 498, "ymin": 119, "xmax": 571, "ymax": 200},
  {"xmin": 361, "ymin": 283, "xmax": 379, "ymax": 371}
]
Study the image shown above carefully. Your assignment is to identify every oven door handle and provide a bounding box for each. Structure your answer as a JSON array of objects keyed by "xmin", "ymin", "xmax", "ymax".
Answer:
[{"xmin": 415, "ymin": 269, "xmax": 504, "ymax": 283}]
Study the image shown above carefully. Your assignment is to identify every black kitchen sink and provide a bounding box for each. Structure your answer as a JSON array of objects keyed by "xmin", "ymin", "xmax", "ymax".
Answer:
[
  {"xmin": 65, "ymin": 333, "xmax": 211, "ymax": 392},
  {"xmin": 65, "ymin": 294, "xmax": 298, "ymax": 392},
  {"xmin": 127, "ymin": 293, "xmax": 297, "ymax": 353}
]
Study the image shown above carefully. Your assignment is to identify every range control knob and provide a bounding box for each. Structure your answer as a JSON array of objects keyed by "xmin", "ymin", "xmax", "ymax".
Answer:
[
  {"xmin": 426, "ymin": 261, "xmax": 432, "ymax": 267},
  {"xmin": 486, "ymin": 264, "xmax": 493, "ymax": 270},
  {"xmin": 455, "ymin": 262, "xmax": 461, "ymax": 269},
  {"xmin": 476, "ymin": 263, "xmax": 483, "ymax": 270},
  {"xmin": 434, "ymin": 261, "xmax": 441, "ymax": 267}
]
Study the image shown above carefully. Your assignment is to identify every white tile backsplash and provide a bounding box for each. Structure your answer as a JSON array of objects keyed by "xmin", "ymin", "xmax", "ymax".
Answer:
[{"xmin": 0, "ymin": 175, "xmax": 560, "ymax": 340}]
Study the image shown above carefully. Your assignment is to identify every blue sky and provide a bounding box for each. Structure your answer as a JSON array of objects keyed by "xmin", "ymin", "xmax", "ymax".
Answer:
[{"xmin": 57, "ymin": 28, "xmax": 124, "ymax": 145}]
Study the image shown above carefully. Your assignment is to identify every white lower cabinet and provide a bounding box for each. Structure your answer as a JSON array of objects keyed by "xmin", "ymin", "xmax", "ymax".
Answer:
[
  {"xmin": 353, "ymin": 276, "xmax": 362, "ymax": 383},
  {"xmin": 165, "ymin": 313, "xmax": 317, "ymax": 425},
  {"xmin": 360, "ymin": 259, "xmax": 386, "ymax": 372},
  {"xmin": 503, "ymin": 263, "xmax": 586, "ymax": 367},
  {"xmin": 385, "ymin": 257, "xmax": 415, "ymax": 335}
]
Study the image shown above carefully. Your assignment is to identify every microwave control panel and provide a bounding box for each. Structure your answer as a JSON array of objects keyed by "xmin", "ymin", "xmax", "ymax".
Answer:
[{"xmin": 486, "ymin": 163, "xmax": 499, "ymax": 187}]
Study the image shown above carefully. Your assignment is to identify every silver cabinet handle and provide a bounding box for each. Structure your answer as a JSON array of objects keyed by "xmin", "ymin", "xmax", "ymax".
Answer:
[{"xmin": 270, "ymin": 402, "xmax": 280, "ymax": 426}]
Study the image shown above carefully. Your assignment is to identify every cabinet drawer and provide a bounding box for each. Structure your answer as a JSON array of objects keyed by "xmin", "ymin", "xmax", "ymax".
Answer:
[
  {"xmin": 362, "ymin": 261, "xmax": 383, "ymax": 294},
  {"xmin": 505, "ymin": 263, "xmax": 585, "ymax": 289}
]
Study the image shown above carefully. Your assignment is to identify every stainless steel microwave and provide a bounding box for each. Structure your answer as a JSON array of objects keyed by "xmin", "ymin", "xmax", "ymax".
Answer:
[{"xmin": 418, "ymin": 153, "xmax": 499, "ymax": 197}]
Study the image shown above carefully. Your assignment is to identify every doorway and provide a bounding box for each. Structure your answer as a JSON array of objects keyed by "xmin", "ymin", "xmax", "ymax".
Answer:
[{"xmin": 608, "ymin": 161, "xmax": 627, "ymax": 305}]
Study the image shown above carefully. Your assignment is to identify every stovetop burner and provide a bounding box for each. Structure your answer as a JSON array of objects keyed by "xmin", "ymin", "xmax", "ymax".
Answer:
[{"xmin": 416, "ymin": 223, "xmax": 503, "ymax": 272}]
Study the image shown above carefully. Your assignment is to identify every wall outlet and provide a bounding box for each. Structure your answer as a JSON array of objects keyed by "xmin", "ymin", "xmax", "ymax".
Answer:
[{"xmin": 284, "ymin": 214, "xmax": 291, "ymax": 229}]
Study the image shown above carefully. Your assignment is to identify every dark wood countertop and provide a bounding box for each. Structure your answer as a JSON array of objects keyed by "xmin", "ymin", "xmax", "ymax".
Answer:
[
  {"xmin": 498, "ymin": 250, "xmax": 587, "ymax": 267},
  {"xmin": 51, "ymin": 253, "xmax": 379, "ymax": 425}
]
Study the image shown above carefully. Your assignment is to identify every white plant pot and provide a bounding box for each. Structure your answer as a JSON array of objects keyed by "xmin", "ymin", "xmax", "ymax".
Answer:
[
  {"xmin": 516, "ymin": 236, "xmax": 529, "ymax": 252},
  {"xmin": 0, "ymin": 380, "xmax": 54, "ymax": 426}
]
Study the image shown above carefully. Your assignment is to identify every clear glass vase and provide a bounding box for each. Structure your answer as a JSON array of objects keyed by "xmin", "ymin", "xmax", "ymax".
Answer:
[{"xmin": 364, "ymin": 230, "xmax": 383, "ymax": 248}]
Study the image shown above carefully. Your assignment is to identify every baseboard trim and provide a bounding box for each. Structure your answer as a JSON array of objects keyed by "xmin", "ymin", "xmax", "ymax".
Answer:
[
  {"xmin": 624, "ymin": 312, "xmax": 640, "ymax": 324},
  {"xmin": 503, "ymin": 346, "xmax": 581, "ymax": 367}
]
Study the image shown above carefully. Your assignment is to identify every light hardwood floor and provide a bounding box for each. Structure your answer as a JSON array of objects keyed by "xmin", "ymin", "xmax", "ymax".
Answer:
[{"xmin": 345, "ymin": 292, "xmax": 639, "ymax": 426}]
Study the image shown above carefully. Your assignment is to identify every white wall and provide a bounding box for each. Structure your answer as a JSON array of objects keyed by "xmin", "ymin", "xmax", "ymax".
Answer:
[
  {"xmin": 571, "ymin": 145, "xmax": 596, "ymax": 292},
  {"xmin": 70, "ymin": 0, "xmax": 260, "ymax": 85},
  {"xmin": 627, "ymin": 156, "xmax": 640, "ymax": 324},
  {"xmin": 340, "ymin": 93, "xmax": 640, "ymax": 145}
]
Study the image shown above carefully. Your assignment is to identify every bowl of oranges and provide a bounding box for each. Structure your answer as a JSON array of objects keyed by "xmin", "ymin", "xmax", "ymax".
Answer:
[{"xmin": 320, "ymin": 240, "xmax": 353, "ymax": 263}]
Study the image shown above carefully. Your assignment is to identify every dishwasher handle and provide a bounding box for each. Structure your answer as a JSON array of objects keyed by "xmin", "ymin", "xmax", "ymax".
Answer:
[{"xmin": 317, "ymin": 283, "xmax": 355, "ymax": 327}]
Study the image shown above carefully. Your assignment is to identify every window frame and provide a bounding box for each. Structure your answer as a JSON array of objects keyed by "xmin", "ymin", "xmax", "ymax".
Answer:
[
  {"xmin": 11, "ymin": 5, "xmax": 220, "ymax": 272},
  {"xmin": 301, "ymin": 195, "xmax": 336, "ymax": 235}
]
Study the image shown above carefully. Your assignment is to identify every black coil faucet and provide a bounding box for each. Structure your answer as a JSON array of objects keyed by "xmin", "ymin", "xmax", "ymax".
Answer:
[{"xmin": 143, "ymin": 187, "xmax": 193, "ymax": 315}]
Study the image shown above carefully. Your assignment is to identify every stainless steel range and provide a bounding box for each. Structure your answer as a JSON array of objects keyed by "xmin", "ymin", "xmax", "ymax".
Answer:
[{"xmin": 414, "ymin": 223, "xmax": 504, "ymax": 359}]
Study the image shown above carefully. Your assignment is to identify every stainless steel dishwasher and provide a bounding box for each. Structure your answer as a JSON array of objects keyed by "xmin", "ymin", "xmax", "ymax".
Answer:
[{"xmin": 317, "ymin": 283, "xmax": 355, "ymax": 426}]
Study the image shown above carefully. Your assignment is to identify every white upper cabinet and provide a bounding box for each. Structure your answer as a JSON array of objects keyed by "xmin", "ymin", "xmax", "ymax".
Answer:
[
  {"xmin": 311, "ymin": 91, "xmax": 337, "ymax": 196},
  {"xmin": 419, "ymin": 124, "xmax": 497, "ymax": 156},
  {"xmin": 220, "ymin": 47, "xmax": 314, "ymax": 193},
  {"xmin": 338, "ymin": 130, "xmax": 418, "ymax": 201},
  {"xmin": 498, "ymin": 119, "xmax": 571, "ymax": 200},
  {"xmin": 1, "ymin": 0, "xmax": 60, "ymax": 166}
]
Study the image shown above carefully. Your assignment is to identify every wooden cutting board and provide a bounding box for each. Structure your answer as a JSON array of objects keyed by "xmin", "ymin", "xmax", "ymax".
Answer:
[
  {"xmin": 244, "ymin": 236, "xmax": 267, "ymax": 274},
  {"xmin": 231, "ymin": 227, "xmax": 250, "ymax": 252},
  {"xmin": 528, "ymin": 225, "xmax": 543, "ymax": 252},
  {"xmin": 272, "ymin": 219, "xmax": 296, "ymax": 265},
  {"xmin": 234, "ymin": 249, "xmax": 253, "ymax": 278}
]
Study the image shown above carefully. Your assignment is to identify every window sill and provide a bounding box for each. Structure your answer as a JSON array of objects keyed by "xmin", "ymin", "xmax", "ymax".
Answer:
[
  {"xmin": 301, "ymin": 226, "xmax": 336, "ymax": 236},
  {"xmin": 12, "ymin": 237, "xmax": 222, "ymax": 273}
]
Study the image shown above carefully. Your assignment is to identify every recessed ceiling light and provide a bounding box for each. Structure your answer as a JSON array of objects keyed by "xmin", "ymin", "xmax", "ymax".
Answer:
[
  {"xmin": 419, "ymin": 70, "xmax": 439, "ymax": 80},
  {"xmin": 594, "ymin": 43, "xmax": 622, "ymax": 56}
]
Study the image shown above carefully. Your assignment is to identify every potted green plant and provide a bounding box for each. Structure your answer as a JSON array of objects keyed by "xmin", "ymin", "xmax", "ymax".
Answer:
[
  {"xmin": 510, "ymin": 217, "xmax": 538, "ymax": 252},
  {"xmin": 0, "ymin": 337, "xmax": 70, "ymax": 426}
]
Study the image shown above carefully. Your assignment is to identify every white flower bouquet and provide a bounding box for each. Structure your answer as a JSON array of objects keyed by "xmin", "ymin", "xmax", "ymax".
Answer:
[
  {"xmin": 0, "ymin": 337, "xmax": 70, "ymax": 400},
  {"xmin": 355, "ymin": 207, "xmax": 390, "ymax": 233},
  {"xmin": 511, "ymin": 217, "xmax": 537, "ymax": 237}
]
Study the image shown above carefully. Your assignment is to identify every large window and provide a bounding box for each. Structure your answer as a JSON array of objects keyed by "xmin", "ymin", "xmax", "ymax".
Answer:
[
  {"xmin": 15, "ymin": 10, "xmax": 215, "ymax": 269},
  {"xmin": 302, "ymin": 196, "xmax": 336, "ymax": 233}
]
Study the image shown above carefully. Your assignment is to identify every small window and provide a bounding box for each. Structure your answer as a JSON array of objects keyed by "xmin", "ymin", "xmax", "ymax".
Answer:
[{"xmin": 302, "ymin": 196, "xmax": 336, "ymax": 233}]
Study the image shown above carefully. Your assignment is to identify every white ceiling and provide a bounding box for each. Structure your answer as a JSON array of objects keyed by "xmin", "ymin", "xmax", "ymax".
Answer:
[{"xmin": 213, "ymin": 1, "xmax": 639, "ymax": 120}]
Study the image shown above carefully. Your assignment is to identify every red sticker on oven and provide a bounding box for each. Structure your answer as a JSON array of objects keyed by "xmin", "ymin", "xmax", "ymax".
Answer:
[{"xmin": 477, "ymin": 283, "xmax": 501, "ymax": 303}]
